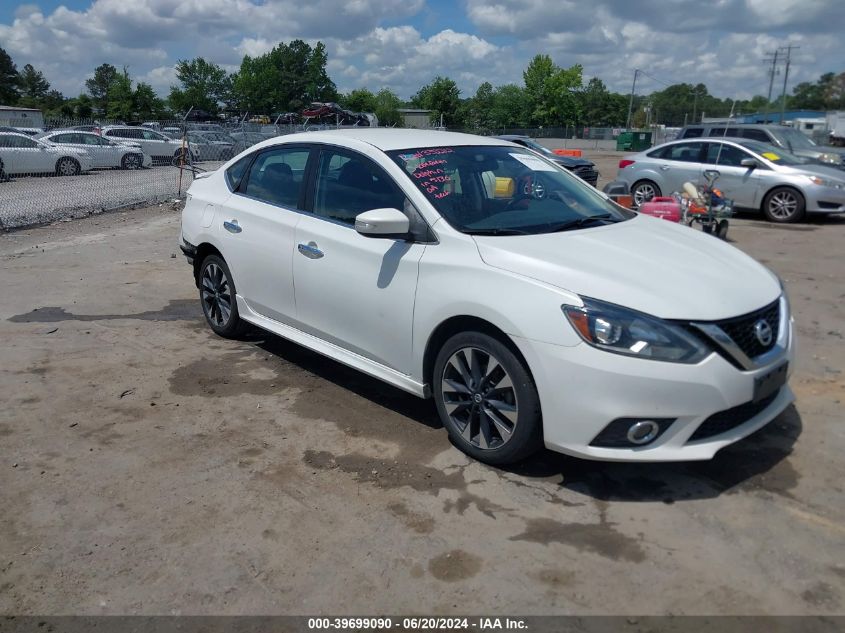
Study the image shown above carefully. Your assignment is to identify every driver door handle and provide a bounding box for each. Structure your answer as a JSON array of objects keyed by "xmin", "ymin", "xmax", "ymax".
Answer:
[
  {"xmin": 660, "ymin": 165, "xmax": 671, "ymax": 171},
  {"xmin": 298, "ymin": 242, "xmax": 324, "ymax": 259},
  {"xmin": 223, "ymin": 220, "xmax": 242, "ymax": 234}
]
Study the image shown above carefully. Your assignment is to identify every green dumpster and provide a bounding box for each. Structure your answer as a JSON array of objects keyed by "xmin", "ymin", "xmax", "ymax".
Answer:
[{"xmin": 616, "ymin": 131, "xmax": 653, "ymax": 151}]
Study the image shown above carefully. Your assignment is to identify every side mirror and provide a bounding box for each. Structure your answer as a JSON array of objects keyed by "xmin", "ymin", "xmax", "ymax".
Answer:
[
  {"xmin": 740, "ymin": 158, "xmax": 758, "ymax": 168},
  {"xmin": 355, "ymin": 208, "xmax": 410, "ymax": 239}
]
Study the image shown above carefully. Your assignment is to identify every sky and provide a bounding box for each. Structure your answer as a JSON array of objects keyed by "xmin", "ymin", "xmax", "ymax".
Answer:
[{"xmin": 0, "ymin": 0, "xmax": 843, "ymax": 104}]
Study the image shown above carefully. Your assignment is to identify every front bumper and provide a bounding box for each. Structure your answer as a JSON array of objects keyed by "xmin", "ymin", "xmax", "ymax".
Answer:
[{"xmin": 512, "ymin": 315, "xmax": 795, "ymax": 462}]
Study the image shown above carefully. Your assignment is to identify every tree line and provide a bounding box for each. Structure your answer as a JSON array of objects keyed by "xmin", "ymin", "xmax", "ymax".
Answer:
[{"xmin": 0, "ymin": 43, "xmax": 843, "ymax": 128}]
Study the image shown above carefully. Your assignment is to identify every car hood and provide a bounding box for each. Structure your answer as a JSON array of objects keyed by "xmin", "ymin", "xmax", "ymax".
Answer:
[
  {"xmin": 473, "ymin": 214, "xmax": 780, "ymax": 321},
  {"xmin": 775, "ymin": 162, "xmax": 845, "ymax": 181},
  {"xmin": 550, "ymin": 155, "xmax": 594, "ymax": 168}
]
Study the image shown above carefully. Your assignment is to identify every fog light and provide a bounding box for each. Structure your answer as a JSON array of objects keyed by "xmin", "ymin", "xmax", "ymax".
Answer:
[{"xmin": 626, "ymin": 420, "xmax": 660, "ymax": 445}]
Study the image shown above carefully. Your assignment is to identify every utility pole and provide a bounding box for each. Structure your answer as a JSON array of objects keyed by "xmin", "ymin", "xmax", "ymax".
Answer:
[
  {"xmin": 763, "ymin": 49, "xmax": 779, "ymax": 123},
  {"xmin": 692, "ymin": 89, "xmax": 699, "ymax": 124},
  {"xmin": 779, "ymin": 45, "xmax": 799, "ymax": 124},
  {"xmin": 625, "ymin": 69, "xmax": 639, "ymax": 130}
]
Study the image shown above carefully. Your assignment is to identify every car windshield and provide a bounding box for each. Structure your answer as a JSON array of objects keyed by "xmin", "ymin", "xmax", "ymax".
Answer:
[
  {"xmin": 737, "ymin": 140, "xmax": 806, "ymax": 165},
  {"xmin": 772, "ymin": 127, "xmax": 817, "ymax": 150},
  {"xmin": 517, "ymin": 138, "xmax": 556, "ymax": 157},
  {"xmin": 388, "ymin": 145, "xmax": 632, "ymax": 235}
]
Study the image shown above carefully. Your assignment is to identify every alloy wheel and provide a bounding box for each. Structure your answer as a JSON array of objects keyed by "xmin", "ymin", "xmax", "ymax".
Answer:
[
  {"xmin": 124, "ymin": 154, "xmax": 141, "ymax": 169},
  {"xmin": 633, "ymin": 182, "xmax": 657, "ymax": 207},
  {"xmin": 58, "ymin": 159, "xmax": 78, "ymax": 176},
  {"xmin": 767, "ymin": 190, "xmax": 799, "ymax": 220},
  {"xmin": 201, "ymin": 262, "xmax": 232, "ymax": 327},
  {"xmin": 440, "ymin": 347, "xmax": 519, "ymax": 450}
]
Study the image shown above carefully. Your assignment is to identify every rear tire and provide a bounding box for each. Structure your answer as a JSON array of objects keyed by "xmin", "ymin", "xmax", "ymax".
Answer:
[
  {"xmin": 121, "ymin": 153, "xmax": 142, "ymax": 170},
  {"xmin": 433, "ymin": 331, "xmax": 542, "ymax": 465},
  {"xmin": 56, "ymin": 157, "xmax": 81, "ymax": 177},
  {"xmin": 631, "ymin": 180, "xmax": 661, "ymax": 208},
  {"xmin": 763, "ymin": 187, "xmax": 805, "ymax": 223},
  {"xmin": 198, "ymin": 255, "xmax": 247, "ymax": 338}
]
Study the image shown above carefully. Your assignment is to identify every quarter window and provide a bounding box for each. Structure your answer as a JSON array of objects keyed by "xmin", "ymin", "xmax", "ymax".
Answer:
[
  {"xmin": 682, "ymin": 128, "xmax": 704, "ymax": 138},
  {"xmin": 313, "ymin": 149, "xmax": 405, "ymax": 225},
  {"xmin": 241, "ymin": 147, "xmax": 310, "ymax": 208},
  {"xmin": 225, "ymin": 154, "xmax": 253, "ymax": 192},
  {"xmin": 662, "ymin": 142, "xmax": 704, "ymax": 162}
]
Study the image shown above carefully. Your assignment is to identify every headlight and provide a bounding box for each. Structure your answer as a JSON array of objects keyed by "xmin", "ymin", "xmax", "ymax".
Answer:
[
  {"xmin": 805, "ymin": 175, "xmax": 845, "ymax": 189},
  {"xmin": 563, "ymin": 297, "xmax": 711, "ymax": 363}
]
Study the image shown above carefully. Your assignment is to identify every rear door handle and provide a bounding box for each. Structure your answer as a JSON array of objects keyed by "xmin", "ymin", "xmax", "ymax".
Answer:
[
  {"xmin": 297, "ymin": 242, "xmax": 324, "ymax": 259},
  {"xmin": 223, "ymin": 220, "xmax": 241, "ymax": 234}
]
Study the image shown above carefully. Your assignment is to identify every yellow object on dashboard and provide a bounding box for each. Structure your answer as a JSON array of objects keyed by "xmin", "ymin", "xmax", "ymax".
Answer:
[
  {"xmin": 494, "ymin": 177, "xmax": 515, "ymax": 198},
  {"xmin": 762, "ymin": 152, "xmax": 781, "ymax": 161}
]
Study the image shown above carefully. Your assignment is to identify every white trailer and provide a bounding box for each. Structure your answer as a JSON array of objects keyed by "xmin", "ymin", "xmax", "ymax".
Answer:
[{"xmin": 827, "ymin": 111, "xmax": 845, "ymax": 146}]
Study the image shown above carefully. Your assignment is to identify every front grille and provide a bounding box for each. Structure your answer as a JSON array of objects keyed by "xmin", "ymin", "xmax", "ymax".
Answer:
[
  {"xmin": 687, "ymin": 389, "xmax": 780, "ymax": 442},
  {"xmin": 571, "ymin": 166, "xmax": 598, "ymax": 183},
  {"xmin": 713, "ymin": 299, "xmax": 780, "ymax": 359}
]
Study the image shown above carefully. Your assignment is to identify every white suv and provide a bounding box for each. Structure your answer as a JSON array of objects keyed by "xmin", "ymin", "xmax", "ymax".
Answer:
[
  {"xmin": 101, "ymin": 126, "xmax": 197, "ymax": 164},
  {"xmin": 180, "ymin": 129, "xmax": 794, "ymax": 465}
]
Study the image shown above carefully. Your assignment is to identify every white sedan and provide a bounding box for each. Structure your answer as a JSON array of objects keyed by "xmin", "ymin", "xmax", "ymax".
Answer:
[
  {"xmin": 179, "ymin": 129, "xmax": 794, "ymax": 464},
  {"xmin": 0, "ymin": 132, "xmax": 93, "ymax": 178},
  {"xmin": 39, "ymin": 130, "xmax": 151, "ymax": 170}
]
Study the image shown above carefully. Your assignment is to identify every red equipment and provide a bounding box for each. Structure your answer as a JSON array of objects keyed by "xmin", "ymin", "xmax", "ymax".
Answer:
[{"xmin": 638, "ymin": 197, "xmax": 682, "ymax": 223}]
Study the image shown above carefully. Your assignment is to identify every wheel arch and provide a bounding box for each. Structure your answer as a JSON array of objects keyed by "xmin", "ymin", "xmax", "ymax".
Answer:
[
  {"xmin": 422, "ymin": 315, "xmax": 534, "ymax": 393},
  {"xmin": 760, "ymin": 183, "xmax": 805, "ymax": 211},
  {"xmin": 56, "ymin": 155, "xmax": 80, "ymax": 173},
  {"xmin": 192, "ymin": 242, "xmax": 224, "ymax": 287}
]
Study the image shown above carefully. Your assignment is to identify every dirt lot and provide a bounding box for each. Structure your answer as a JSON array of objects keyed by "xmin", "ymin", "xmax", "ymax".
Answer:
[{"xmin": 1, "ymin": 152, "xmax": 844, "ymax": 615}]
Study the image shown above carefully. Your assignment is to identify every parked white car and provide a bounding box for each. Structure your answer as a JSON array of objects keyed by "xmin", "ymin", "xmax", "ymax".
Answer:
[
  {"xmin": 39, "ymin": 130, "xmax": 151, "ymax": 170},
  {"xmin": 180, "ymin": 129, "xmax": 794, "ymax": 464},
  {"xmin": 0, "ymin": 131, "xmax": 93, "ymax": 177},
  {"xmin": 100, "ymin": 125, "xmax": 198, "ymax": 164}
]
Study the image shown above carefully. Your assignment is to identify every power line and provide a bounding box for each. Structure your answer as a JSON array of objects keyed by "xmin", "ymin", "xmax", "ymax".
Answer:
[
  {"xmin": 763, "ymin": 50, "xmax": 779, "ymax": 123},
  {"xmin": 779, "ymin": 45, "xmax": 799, "ymax": 124}
]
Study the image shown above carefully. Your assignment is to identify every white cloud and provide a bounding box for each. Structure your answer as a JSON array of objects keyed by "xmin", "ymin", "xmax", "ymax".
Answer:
[{"xmin": 0, "ymin": 0, "xmax": 841, "ymax": 106}]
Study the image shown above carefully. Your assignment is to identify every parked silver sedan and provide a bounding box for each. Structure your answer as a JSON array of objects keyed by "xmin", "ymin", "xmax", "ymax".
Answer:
[
  {"xmin": 39, "ymin": 130, "xmax": 151, "ymax": 170},
  {"xmin": 617, "ymin": 138, "xmax": 845, "ymax": 222}
]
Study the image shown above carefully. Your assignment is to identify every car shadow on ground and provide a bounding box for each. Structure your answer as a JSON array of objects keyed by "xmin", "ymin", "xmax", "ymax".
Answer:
[
  {"xmin": 500, "ymin": 404, "xmax": 803, "ymax": 503},
  {"xmin": 249, "ymin": 329, "xmax": 443, "ymax": 431},
  {"xmin": 246, "ymin": 327, "xmax": 801, "ymax": 503}
]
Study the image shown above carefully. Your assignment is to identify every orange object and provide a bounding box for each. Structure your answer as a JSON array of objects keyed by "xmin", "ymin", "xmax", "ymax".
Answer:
[
  {"xmin": 552, "ymin": 149, "xmax": 582, "ymax": 157},
  {"xmin": 610, "ymin": 194, "xmax": 633, "ymax": 209}
]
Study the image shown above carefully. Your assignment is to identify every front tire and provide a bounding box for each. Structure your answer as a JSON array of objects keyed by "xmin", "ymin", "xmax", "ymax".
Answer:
[
  {"xmin": 631, "ymin": 180, "xmax": 661, "ymax": 208},
  {"xmin": 763, "ymin": 187, "xmax": 805, "ymax": 223},
  {"xmin": 198, "ymin": 255, "xmax": 246, "ymax": 338},
  {"xmin": 433, "ymin": 332, "xmax": 542, "ymax": 465},
  {"xmin": 56, "ymin": 157, "xmax": 81, "ymax": 177}
]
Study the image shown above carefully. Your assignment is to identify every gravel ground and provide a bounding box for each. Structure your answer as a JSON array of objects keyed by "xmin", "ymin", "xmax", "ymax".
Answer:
[{"xmin": 0, "ymin": 153, "xmax": 843, "ymax": 617}]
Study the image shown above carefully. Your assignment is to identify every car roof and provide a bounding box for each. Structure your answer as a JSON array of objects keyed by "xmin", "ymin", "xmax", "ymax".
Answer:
[
  {"xmin": 0, "ymin": 131, "xmax": 35, "ymax": 138},
  {"xmin": 258, "ymin": 128, "xmax": 512, "ymax": 152}
]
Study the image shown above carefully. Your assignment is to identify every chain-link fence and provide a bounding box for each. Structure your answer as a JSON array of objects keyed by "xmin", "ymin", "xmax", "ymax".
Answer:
[
  {"xmin": 0, "ymin": 117, "xmax": 306, "ymax": 230},
  {"xmin": 0, "ymin": 118, "xmax": 665, "ymax": 230}
]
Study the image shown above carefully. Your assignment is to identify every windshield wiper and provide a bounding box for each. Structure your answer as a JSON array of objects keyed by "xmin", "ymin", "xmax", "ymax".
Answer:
[
  {"xmin": 465, "ymin": 227, "xmax": 532, "ymax": 236},
  {"xmin": 546, "ymin": 214, "xmax": 618, "ymax": 232}
]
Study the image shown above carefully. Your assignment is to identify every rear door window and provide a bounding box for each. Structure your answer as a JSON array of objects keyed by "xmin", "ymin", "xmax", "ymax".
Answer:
[
  {"xmin": 741, "ymin": 129, "xmax": 773, "ymax": 144},
  {"xmin": 662, "ymin": 142, "xmax": 704, "ymax": 162},
  {"xmin": 241, "ymin": 146, "xmax": 311, "ymax": 209}
]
